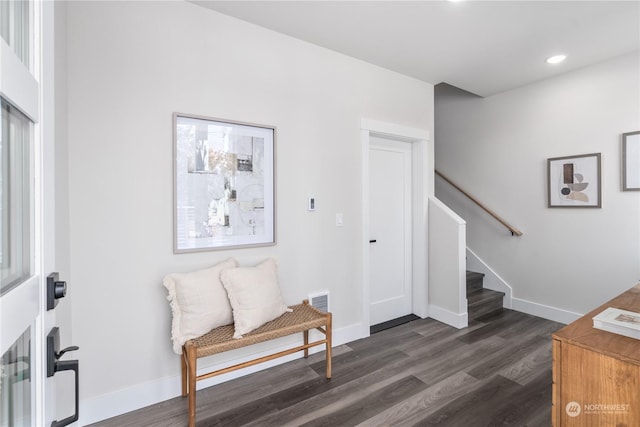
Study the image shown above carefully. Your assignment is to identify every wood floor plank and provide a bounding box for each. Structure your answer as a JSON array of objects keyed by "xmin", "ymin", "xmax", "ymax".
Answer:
[
  {"xmin": 201, "ymin": 366, "xmax": 333, "ymax": 425},
  {"xmin": 195, "ymin": 362, "xmax": 318, "ymax": 413},
  {"xmin": 241, "ymin": 333, "xmax": 474, "ymax": 427},
  {"xmin": 243, "ymin": 352, "xmax": 427, "ymax": 426},
  {"xmin": 465, "ymin": 334, "xmax": 548, "ymax": 380},
  {"xmin": 480, "ymin": 369, "xmax": 552, "ymax": 426},
  {"xmin": 400, "ymin": 321, "xmax": 487, "ymax": 357},
  {"xmin": 413, "ymin": 335, "xmax": 506, "ymax": 385},
  {"xmin": 496, "ymin": 312, "xmax": 548, "ymax": 340},
  {"xmin": 401, "ymin": 330, "xmax": 470, "ymax": 358},
  {"xmin": 307, "ymin": 342, "xmax": 409, "ymax": 377},
  {"xmin": 498, "ymin": 315, "xmax": 564, "ymax": 343},
  {"xmin": 411, "ymin": 375, "xmax": 524, "ymax": 426},
  {"xmin": 355, "ymin": 371, "xmax": 482, "ymax": 427},
  {"xmin": 526, "ymin": 404, "xmax": 555, "ymax": 427},
  {"xmin": 346, "ymin": 325, "xmax": 423, "ymax": 354},
  {"xmin": 299, "ymin": 376, "xmax": 428, "ymax": 427},
  {"xmin": 455, "ymin": 310, "xmax": 527, "ymax": 344},
  {"xmin": 497, "ymin": 339, "xmax": 552, "ymax": 386},
  {"xmin": 404, "ymin": 317, "xmax": 453, "ymax": 337},
  {"xmin": 200, "ymin": 348, "xmax": 409, "ymax": 426}
]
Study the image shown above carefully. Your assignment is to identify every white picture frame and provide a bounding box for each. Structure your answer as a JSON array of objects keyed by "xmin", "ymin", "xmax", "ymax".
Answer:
[{"xmin": 173, "ymin": 113, "xmax": 276, "ymax": 253}]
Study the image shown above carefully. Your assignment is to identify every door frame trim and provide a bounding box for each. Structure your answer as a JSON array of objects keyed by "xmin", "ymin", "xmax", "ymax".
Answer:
[{"xmin": 361, "ymin": 118, "xmax": 431, "ymax": 337}]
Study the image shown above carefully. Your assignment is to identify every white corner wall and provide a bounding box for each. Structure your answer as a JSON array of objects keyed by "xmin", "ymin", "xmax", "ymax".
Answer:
[
  {"xmin": 435, "ymin": 52, "xmax": 640, "ymax": 323},
  {"xmin": 427, "ymin": 197, "xmax": 467, "ymax": 328},
  {"xmin": 64, "ymin": 1, "xmax": 434, "ymax": 423}
]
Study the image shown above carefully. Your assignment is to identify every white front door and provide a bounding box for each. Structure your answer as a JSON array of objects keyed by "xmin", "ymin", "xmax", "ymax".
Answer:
[
  {"xmin": 369, "ymin": 136, "xmax": 412, "ymax": 325},
  {"xmin": 0, "ymin": 2, "xmax": 59, "ymax": 426}
]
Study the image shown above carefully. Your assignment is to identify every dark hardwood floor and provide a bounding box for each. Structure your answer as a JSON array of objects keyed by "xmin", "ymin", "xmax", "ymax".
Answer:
[{"xmin": 90, "ymin": 309, "xmax": 564, "ymax": 427}]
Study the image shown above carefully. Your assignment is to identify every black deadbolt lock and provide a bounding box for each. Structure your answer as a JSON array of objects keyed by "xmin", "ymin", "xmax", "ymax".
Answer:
[{"xmin": 47, "ymin": 272, "xmax": 67, "ymax": 311}]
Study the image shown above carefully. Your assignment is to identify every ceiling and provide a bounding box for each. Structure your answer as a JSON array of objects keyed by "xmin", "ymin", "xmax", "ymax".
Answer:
[{"xmin": 193, "ymin": 1, "xmax": 640, "ymax": 97}]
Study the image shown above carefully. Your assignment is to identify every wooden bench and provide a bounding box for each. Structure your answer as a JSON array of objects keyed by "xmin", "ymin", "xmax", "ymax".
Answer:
[{"xmin": 181, "ymin": 300, "xmax": 332, "ymax": 427}]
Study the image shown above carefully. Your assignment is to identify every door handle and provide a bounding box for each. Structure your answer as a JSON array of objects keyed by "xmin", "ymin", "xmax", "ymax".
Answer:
[
  {"xmin": 47, "ymin": 327, "xmax": 80, "ymax": 427},
  {"xmin": 51, "ymin": 360, "xmax": 79, "ymax": 427},
  {"xmin": 369, "ymin": 239, "xmax": 377, "ymax": 243}
]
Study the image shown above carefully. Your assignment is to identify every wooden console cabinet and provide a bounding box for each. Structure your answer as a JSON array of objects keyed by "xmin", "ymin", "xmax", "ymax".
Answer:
[{"xmin": 552, "ymin": 284, "xmax": 640, "ymax": 426}]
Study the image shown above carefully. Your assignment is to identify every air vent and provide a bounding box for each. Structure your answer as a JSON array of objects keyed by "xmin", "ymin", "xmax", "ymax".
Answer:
[{"xmin": 309, "ymin": 291, "xmax": 329, "ymax": 313}]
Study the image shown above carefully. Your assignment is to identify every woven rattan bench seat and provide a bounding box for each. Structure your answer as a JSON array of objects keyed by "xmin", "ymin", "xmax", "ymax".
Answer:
[
  {"xmin": 188, "ymin": 303, "xmax": 328, "ymax": 358},
  {"xmin": 180, "ymin": 299, "xmax": 332, "ymax": 427}
]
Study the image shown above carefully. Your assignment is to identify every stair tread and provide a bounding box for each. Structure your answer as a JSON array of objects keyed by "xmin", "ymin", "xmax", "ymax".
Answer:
[{"xmin": 467, "ymin": 288, "xmax": 505, "ymax": 306}]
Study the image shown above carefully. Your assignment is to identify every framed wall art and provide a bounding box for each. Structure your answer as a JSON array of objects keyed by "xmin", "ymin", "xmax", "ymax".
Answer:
[
  {"xmin": 622, "ymin": 131, "xmax": 640, "ymax": 191},
  {"xmin": 548, "ymin": 153, "xmax": 601, "ymax": 208},
  {"xmin": 173, "ymin": 113, "xmax": 276, "ymax": 253}
]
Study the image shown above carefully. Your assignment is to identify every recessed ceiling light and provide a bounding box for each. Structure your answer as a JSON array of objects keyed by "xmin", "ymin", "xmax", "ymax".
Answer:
[{"xmin": 546, "ymin": 55, "xmax": 567, "ymax": 64}]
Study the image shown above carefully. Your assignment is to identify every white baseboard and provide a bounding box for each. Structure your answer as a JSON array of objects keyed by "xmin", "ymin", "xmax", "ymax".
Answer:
[
  {"xmin": 79, "ymin": 322, "xmax": 364, "ymax": 426},
  {"xmin": 512, "ymin": 297, "xmax": 581, "ymax": 325},
  {"xmin": 428, "ymin": 304, "xmax": 468, "ymax": 329}
]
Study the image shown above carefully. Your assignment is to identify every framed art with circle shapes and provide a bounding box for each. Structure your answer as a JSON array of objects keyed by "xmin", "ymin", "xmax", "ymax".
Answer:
[{"xmin": 548, "ymin": 153, "xmax": 601, "ymax": 208}]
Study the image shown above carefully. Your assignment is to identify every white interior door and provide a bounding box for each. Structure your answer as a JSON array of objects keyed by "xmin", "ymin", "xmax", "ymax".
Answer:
[{"xmin": 369, "ymin": 136, "xmax": 412, "ymax": 325}]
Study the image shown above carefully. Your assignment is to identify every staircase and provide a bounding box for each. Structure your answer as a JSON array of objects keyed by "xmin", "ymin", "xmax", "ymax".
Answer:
[{"xmin": 466, "ymin": 271, "xmax": 505, "ymax": 321}]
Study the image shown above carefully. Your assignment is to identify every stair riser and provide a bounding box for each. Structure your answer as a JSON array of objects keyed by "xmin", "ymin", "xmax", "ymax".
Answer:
[
  {"xmin": 468, "ymin": 295, "xmax": 504, "ymax": 321},
  {"xmin": 466, "ymin": 277, "xmax": 484, "ymax": 294}
]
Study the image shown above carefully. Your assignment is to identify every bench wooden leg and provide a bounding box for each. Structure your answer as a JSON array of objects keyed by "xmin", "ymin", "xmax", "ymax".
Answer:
[
  {"xmin": 181, "ymin": 351, "xmax": 188, "ymax": 397},
  {"xmin": 303, "ymin": 330, "xmax": 309, "ymax": 358},
  {"xmin": 187, "ymin": 346, "xmax": 197, "ymax": 427},
  {"xmin": 326, "ymin": 313, "xmax": 332, "ymax": 379}
]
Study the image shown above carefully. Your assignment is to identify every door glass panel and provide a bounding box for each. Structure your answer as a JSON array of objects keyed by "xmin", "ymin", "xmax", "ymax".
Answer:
[
  {"xmin": 0, "ymin": 326, "xmax": 31, "ymax": 427},
  {"xmin": 0, "ymin": 0, "xmax": 29, "ymax": 68},
  {"xmin": 0, "ymin": 100, "xmax": 32, "ymax": 295}
]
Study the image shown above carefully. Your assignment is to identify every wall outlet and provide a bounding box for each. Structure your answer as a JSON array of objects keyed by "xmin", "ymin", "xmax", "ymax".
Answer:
[{"xmin": 336, "ymin": 213, "xmax": 344, "ymax": 226}]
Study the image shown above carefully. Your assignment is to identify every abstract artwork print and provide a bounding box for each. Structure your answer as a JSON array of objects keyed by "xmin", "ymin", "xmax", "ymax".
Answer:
[{"xmin": 548, "ymin": 153, "xmax": 601, "ymax": 208}]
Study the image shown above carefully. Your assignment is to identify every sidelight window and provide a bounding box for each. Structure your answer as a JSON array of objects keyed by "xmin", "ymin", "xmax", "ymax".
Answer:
[{"xmin": 0, "ymin": 100, "xmax": 32, "ymax": 295}]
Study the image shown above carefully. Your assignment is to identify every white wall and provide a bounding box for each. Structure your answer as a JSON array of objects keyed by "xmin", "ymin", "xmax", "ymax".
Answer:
[
  {"xmin": 64, "ymin": 1, "xmax": 433, "ymax": 422},
  {"xmin": 427, "ymin": 197, "xmax": 467, "ymax": 328},
  {"xmin": 435, "ymin": 52, "xmax": 640, "ymax": 322}
]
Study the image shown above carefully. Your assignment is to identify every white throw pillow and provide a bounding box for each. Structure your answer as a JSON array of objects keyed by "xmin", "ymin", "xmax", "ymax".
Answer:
[
  {"xmin": 163, "ymin": 258, "xmax": 237, "ymax": 354},
  {"xmin": 221, "ymin": 258, "xmax": 291, "ymax": 338}
]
